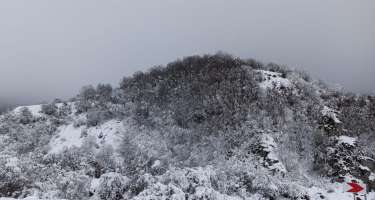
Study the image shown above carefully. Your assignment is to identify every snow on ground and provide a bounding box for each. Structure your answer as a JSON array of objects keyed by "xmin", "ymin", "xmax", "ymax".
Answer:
[
  {"xmin": 6, "ymin": 103, "xmax": 375, "ymax": 200},
  {"xmin": 322, "ymin": 106, "xmax": 342, "ymax": 124},
  {"xmin": 49, "ymin": 119, "xmax": 124, "ymax": 154},
  {"xmin": 49, "ymin": 124, "xmax": 83, "ymax": 153},
  {"xmin": 12, "ymin": 102, "xmax": 73, "ymax": 118},
  {"xmin": 0, "ymin": 154, "xmax": 21, "ymax": 172},
  {"xmin": 337, "ymin": 135, "xmax": 357, "ymax": 146},
  {"xmin": 255, "ymin": 70, "xmax": 292, "ymax": 90},
  {"xmin": 13, "ymin": 105, "xmax": 43, "ymax": 117},
  {"xmin": 307, "ymin": 176, "xmax": 375, "ymax": 200},
  {"xmin": 4, "ymin": 157, "xmax": 19, "ymax": 168},
  {"xmin": 259, "ymin": 134, "xmax": 287, "ymax": 173},
  {"xmin": 307, "ymin": 186, "xmax": 367, "ymax": 200},
  {"xmin": 87, "ymin": 120, "xmax": 125, "ymax": 151},
  {"xmin": 134, "ymin": 166, "xmax": 244, "ymax": 200}
]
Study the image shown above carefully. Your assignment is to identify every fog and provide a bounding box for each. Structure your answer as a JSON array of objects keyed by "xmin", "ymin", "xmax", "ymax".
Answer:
[{"xmin": 0, "ymin": 0, "xmax": 374, "ymax": 105}]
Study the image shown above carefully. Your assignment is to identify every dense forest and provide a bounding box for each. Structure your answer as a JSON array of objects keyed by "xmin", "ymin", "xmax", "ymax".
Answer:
[{"xmin": 0, "ymin": 54, "xmax": 374, "ymax": 200}]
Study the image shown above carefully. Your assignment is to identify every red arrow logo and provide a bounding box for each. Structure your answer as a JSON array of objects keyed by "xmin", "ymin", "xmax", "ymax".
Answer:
[{"xmin": 347, "ymin": 182, "xmax": 364, "ymax": 193}]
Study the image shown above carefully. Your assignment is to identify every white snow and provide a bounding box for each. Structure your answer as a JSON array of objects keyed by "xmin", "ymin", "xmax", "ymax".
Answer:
[
  {"xmin": 49, "ymin": 119, "xmax": 124, "ymax": 154},
  {"xmin": 151, "ymin": 160, "xmax": 161, "ymax": 168},
  {"xmin": 0, "ymin": 155, "xmax": 21, "ymax": 172},
  {"xmin": 12, "ymin": 102, "xmax": 75, "ymax": 118},
  {"xmin": 359, "ymin": 165, "xmax": 370, "ymax": 171},
  {"xmin": 259, "ymin": 134, "xmax": 287, "ymax": 173},
  {"xmin": 90, "ymin": 178, "xmax": 100, "ymax": 191},
  {"xmin": 306, "ymin": 175, "xmax": 374, "ymax": 200},
  {"xmin": 13, "ymin": 105, "xmax": 43, "ymax": 117},
  {"xmin": 261, "ymin": 134, "xmax": 277, "ymax": 149},
  {"xmin": 49, "ymin": 124, "xmax": 83, "ymax": 153},
  {"xmin": 255, "ymin": 69, "xmax": 292, "ymax": 90},
  {"xmin": 5, "ymin": 157, "xmax": 19, "ymax": 168},
  {"xmin": 5, "ymin": 102, "xmax": 375, "ymax": 200},
  {"xmin": 133, "ymin": 166, "xmax": 244, "ymax": 200},
  {"xmin": 322, "ymin": 106, "xmax": 342, "ymax": 124},
  {"xmin": 337, "ymin": 136, "xmax": 357, "ymax": 147},
  {"xmin": 86, "ymin": 120, "xmax": 124, "ymax": 151},
  {"xmin": 307, "ymin": 185, "xmax": 360, "ymax": 200}
]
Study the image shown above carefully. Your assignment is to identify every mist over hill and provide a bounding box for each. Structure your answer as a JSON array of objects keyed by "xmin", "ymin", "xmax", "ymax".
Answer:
[{"xmin": 0, "ymin": 54, "xmax": 374, "ymax": 200}]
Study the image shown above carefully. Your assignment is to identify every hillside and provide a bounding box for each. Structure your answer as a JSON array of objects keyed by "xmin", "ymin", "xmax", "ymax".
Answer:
[{"xmin": 0, "ymin": 54, "xmax": 375, "ymax": 200}]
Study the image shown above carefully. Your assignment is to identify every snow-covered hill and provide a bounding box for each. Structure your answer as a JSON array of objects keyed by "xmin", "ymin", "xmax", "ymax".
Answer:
[{"xmin": 1, "ymin": 54, "xmax": 374, "ymax": 200}]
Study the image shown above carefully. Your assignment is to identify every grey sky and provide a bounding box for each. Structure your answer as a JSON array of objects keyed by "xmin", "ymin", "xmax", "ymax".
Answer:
[{"xmin": 0, "ymin": 0, "xmax": 374, "ymax": 104}]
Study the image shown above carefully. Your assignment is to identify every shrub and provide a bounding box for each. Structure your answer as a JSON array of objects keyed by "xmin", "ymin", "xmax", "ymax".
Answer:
[
  {"xmin": 56, "ymin": 172, "xmax": 91, "ymax": 200},
  {"xmin": 97, "ymin": 173, "xmax": 128, "ymax": 200},
  {"xmin": 41, "ymin": 104, "xmax": 58, "ymax": 116},
  {"xmin": 86, "ymin": 110, "xmax": 113, "ymax": 127},
  {"xmin": 19, "ymin": 107, "xmax": 33, "ymax": 124},
  {"xmin": 96, "ymin": 84, "xmax": 113, "ymax": 104},
  {"xmin": 0, "ymin": 159, "xmax": 30, "ymax": 198},
  {"xmin": 93, "ymin": 145, "xmax": 117, "ymax": 178}
]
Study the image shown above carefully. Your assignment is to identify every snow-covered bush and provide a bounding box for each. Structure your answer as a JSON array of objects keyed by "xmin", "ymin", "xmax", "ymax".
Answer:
[
  {"xmin": 57, "ymin": 102, "xmax": 72, "ymax": 117},
  {"xmin": 0, "ymin": 157, "xmax": 30, "ymax": 198},
  {"xmin": 41, "ymin": 103, "xmax": 58, "ymax": 116},
  {"xmin": 93, "ymin": 145, "xmax": 118, "ymax": 178},
  {"xmin": 96, "ymin": 83, "xmax": 113, "ymax": 104},
  {"xmin": 126, "ymin": 175, "xmax": 150, "ymax": 197},
  {"xmin": 54, "ymin": 147, "xmax": 93, "ymax": 171},
  {"xmin": 97, "ymin": 173, "xmax": 129, "ymax": 200},
  {"xmin": 56, "ymin": 172, "xmax": 91, "ymax": 200},
  {"xmin": 86, "ymin": 110, "xmax": 113, "ymax": 127},
  {"xmin": 18, "ymin": 107, "xmax": 33, "ymax": 125}
]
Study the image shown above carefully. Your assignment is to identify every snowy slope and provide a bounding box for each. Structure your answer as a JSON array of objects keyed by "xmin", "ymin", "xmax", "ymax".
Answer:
[
  {"xmin": 1, "ymin": 56, "xmax": 375, "ymax": 200},
  {"xmin": 4, "ymin": 103, "xmax": 375, "ymax": 199},
  {"xmin": 49, "ymin": 120, "xmax": 124, "ymax": 154},
  {"xmin": 13, "ymin": 105, "xmax": 43, "ymax": 117}
]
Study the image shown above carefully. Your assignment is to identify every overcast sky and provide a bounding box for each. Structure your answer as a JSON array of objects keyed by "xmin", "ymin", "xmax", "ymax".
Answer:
[{"xmin": 0, "ymin": 0, "xmax": 374, "ymax": 104}]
